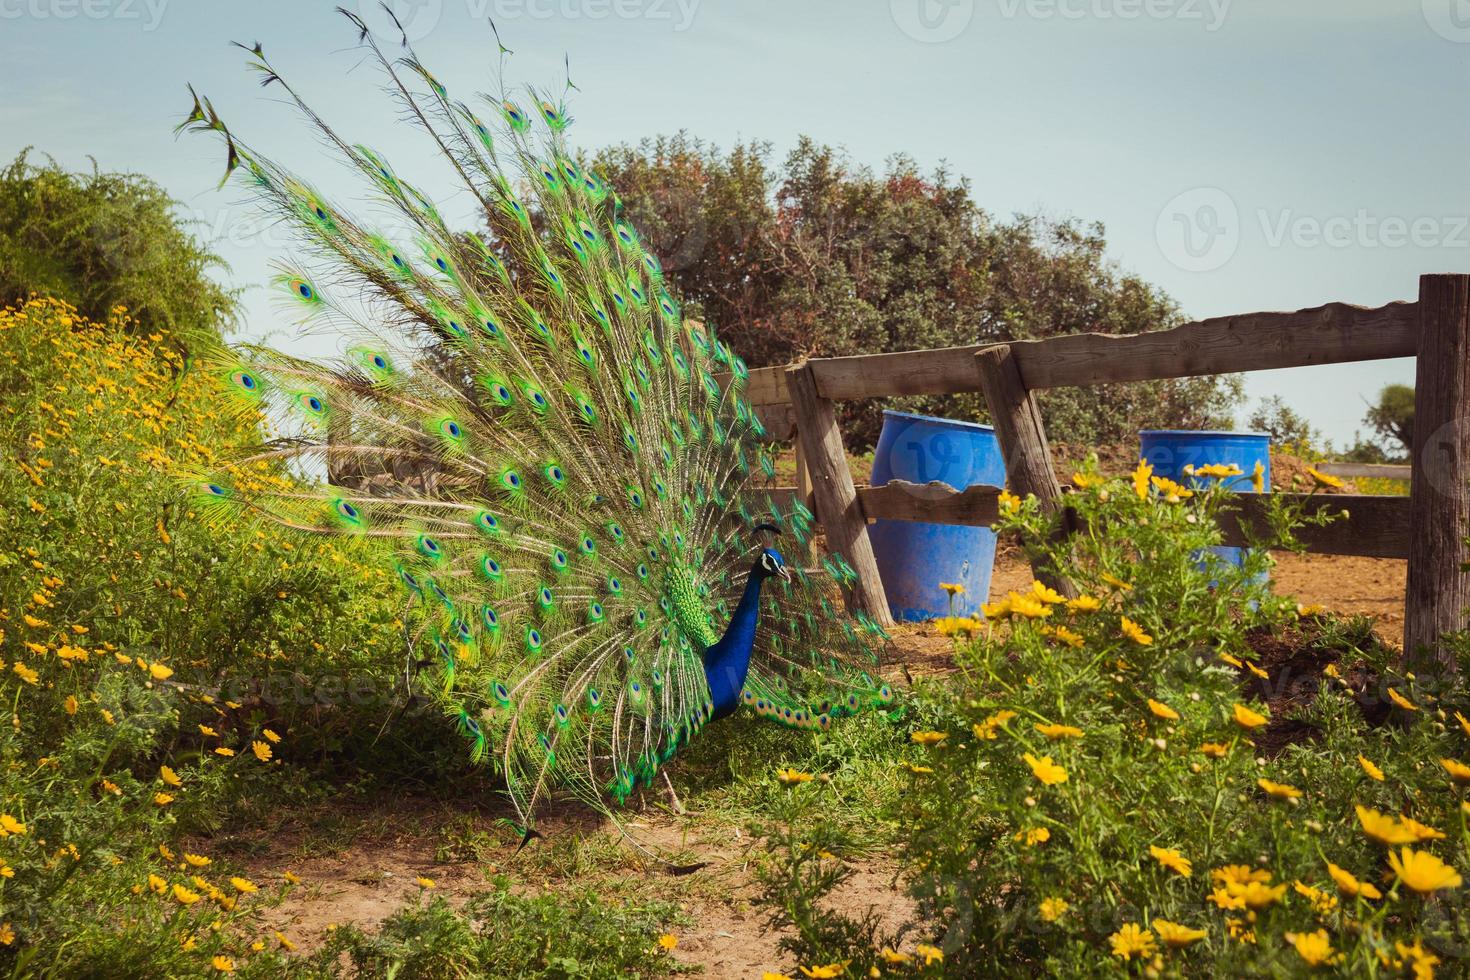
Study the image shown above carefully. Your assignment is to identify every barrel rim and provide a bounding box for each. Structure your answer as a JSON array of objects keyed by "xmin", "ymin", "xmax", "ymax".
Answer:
[{"xmin": 880, "ymin": 409, "xmax": 996, "ymax": 434}]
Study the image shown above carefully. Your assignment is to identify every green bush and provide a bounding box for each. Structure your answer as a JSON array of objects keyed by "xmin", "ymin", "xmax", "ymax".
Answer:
[
  {"xmin": 0, "ymin": 151, "xmax": 239, "ymax": 347},
  {"xmin": 0, "ymin": 298, "xmax": 432, "ymax": 974}
]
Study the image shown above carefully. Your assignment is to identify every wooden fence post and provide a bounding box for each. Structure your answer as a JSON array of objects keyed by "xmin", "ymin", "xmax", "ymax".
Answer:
[
  {"xmin": 785, "ymin": 362, "xmax": 894, "ymax": 627},
  {"xmin": 1404, "ymin": 274, "xmax": 1470, "ymax": 677},
  {"xmin": 974, "ymin": 344, "xmax": 1077, "ymax": 598},
  {"xmin": 792, "ymin": 438, "xmax": 817, "ymax": 563}
]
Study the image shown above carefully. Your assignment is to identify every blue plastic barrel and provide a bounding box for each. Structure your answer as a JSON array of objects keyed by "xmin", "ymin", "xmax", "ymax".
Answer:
[
  {"xmin": 1139, "ymin": 430, "xmax": 1270, "ymax": 571},
  {"xmin": 868, "ymin": 411, "xmax": 1005, "ymax": 621}
]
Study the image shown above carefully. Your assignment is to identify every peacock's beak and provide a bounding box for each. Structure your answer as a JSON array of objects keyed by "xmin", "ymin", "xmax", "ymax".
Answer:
[{"xmin": 776, "ymin": 565, "xmax": 792, "ymax": 582}]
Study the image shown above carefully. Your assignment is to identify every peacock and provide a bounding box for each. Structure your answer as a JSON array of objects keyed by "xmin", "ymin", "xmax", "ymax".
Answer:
[{"xmin": 178, "ymin": 7, "xmax": 893, "ymax": 838}]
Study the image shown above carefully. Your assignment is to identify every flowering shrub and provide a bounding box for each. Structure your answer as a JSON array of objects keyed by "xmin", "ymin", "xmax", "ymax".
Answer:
[
  {"xmin": 0, "ymin": 299, "xmax": 408, "ymax": 973},
  {"xmin": 890, "ymin": 460, "xmax": 1470, "ymax": 975}
]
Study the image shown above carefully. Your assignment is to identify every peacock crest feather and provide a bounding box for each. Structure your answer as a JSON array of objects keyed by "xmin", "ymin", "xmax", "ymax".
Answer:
[{"xmin": 180, "ymin": 9, "xmax": 892, "ymax": 831}]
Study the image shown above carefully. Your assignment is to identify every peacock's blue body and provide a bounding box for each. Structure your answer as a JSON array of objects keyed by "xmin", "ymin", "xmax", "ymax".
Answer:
[{"xmin": 179, "ymin": 12, "xmax": 893, "ymax": 831}]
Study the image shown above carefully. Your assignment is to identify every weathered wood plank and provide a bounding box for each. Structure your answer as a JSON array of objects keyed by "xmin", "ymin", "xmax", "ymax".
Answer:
[
  {"xmin": 974, "ymin": 345, "xmax": 1077, "ymax": 597},
  {"xmin": 858, "ymin": 481, "xmax": 1002, "ymax": 525},
  {"xmin": 1217, "ymin": 494, "xmax": 1409, "ymax": 559},
  {"xmin": 785, "ymin": 363, "xmax": 894, "ymax": 627},
  {"xmin": 720, "ymin": 300, "xmax": 1418, "ymax": 405},
  {"xmin": 1404, "ymin": 276, "xmax": 1470, "ymax": 673},
  {"xmin": 1012, "ymin": 301, "xmax": 1420, "ymax": 390},
  {"xmin": 1318, "ymin": 462, "xmax": 1412, "ymax": 481}
]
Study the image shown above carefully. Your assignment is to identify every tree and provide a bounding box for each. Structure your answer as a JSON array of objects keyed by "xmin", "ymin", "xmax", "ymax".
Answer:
[
  {"xmin": 593, "ymin": 135, "xmax": 1242, "ymax": 449},
  {"xmin": 1246, "ymin": 396, "xmax": 1319, "ymax": 449},
  {"xmin": 0, "ymin": 150, "xmax": 238, "ymax": 346},
  {"xmin": 1364, "ymin": 384, "xmax": 1413, "ymax": 458}
]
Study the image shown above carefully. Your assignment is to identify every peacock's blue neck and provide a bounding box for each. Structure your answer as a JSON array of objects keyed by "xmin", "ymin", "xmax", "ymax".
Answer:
[{"xmin": 702, "ymin": 570, "xmax": 767, "ymax": 720}]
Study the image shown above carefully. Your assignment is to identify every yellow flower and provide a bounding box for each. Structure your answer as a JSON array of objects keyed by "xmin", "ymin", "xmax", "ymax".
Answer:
[
  {"xmin": 1022, "ymin": 753, "xmax": 1067, "ymax": 786},
  {"xmin": 1401, "ymin": 816, "xmax": 1445, "ymax": 842},
  {"xmin": 1030, "ymin": 580, "xmax": 1066, "ymax": 604},
  {"xmin": 12, "ymin": 663, "xmax": 38, "ymax": 686},
  {"xmin": 1149, "ymin": 844, "xmax": 1192, "ymax": 877},
  {"xmin": 0, "ymin": 815, "xmax": 26, "ymax": 837},
  {"xmin": 230, "ymin": 876, "xmax": 257, "ymax": 894},
  {"xmin": 148, "ymin": 663, "xmax": 173, "ymax": 682},
  {"xmin": 283, "ymin": 870, "xmax": 302, "ymax": 885},
  {"xmin": 0, "ymin": 923, "xmax": 11, "ymax": 946},
  {"xmin": 777, "ymin": 768, "xmax": 815, "ymax": 785},
  {"xmin": 160, "ymin": 766, "xmax": 183, "ymax": 788},
  {"xmin": 252, "ymin": 740, "xmax": 272, "ymax": 762},
  {"xmin": 158, "ymin": 844, "xmax": 175, "ymax": 862},
  {"xmin": 416, "ymin": 876, "xmax": 436, "ymax": 889},
  {"xmin": 1007, "ymin": 593, "xmax": 1053, "ymax": 619},
  {"xmin": 938, "ymin": 582, "xmax": 965, "ymax": 597},
  {"xmin": 172, "ymin": 883, "xmax": 201, "ymax": 905},
  {"xmin": 1326, "ymin": 862, "xmax": 1382, "ymax": 900},
  {"xmin": 1252, "ymin": 460, "xmax": 1265, "ymax": 494},
  {"xmin": 1395, "ymin": 938, "xmax": 1442, "ymax": 978},
  {"xmin": 1109, "ymin": 923, "xmax": 1156, "ymax": 960},
  {"xmin": 1200, "ymin": 742, "xmax": 1231, "ymax": 759},
  {"xmin": 1287, "ymin": 929, "xmax": 1341, "ymax": 968},
  {"xmin": 1456, "ymin": 711, "xmax": 1470, "ymax": 737},
  {"xmin": 276, "ymin": 931, "xmax": 296, "ymax": 952},
  {"xmin": 184, "ymin": 853, "xmax": 210, "ymax": 868},
  {"xmin": 1237, "ymin": 880, "xmax": 1287, "ymax": 909},
  {"xmin": 1257, "ymin": 778, "xmax": 1303, "ymax": 801},
  {"xmin": 1388, "ymin": 847, "xmax": 1462, "ymax": 894},
  {"xmin": 198, "ymin": 725, "xmax": 218, "ymax": 737},
  {"xmin": 263, "ymin": 728, "xmax": 282, "ymax": 744},
  {"xmin": 1151, "ymin": 919, "xmax": 1206, "ymax": 948},
  {"xmin": 1306, "ymin": 466, "xmax": 1344, "ymax": 489},
  {"xmin": 101, "ymin": 709, "xmax": 115, "ymax": 726},
  {"xmin": 979, "ymin": 598, "xmax": 1012, "ymax": 620},
  {"xmin": 914, "ymin": 944, "xmax": 943, "ymax": 966},
  {"xmin": 1132, "ymin": 460, "xmax": 1153, "ymax": 500},
  {"xmin": 878, "ymin": 948, "xmax": 911, "ymax": 964},
  {"xmin": 657, "ymin": 933, "xmax": 678, "ymax": 951},
  {"xmin": 1120, "ymin": 617, "xmax": 1153, "ymax": 646},
  {"xmin": 998, "ymin": 489, "xmax": 1022, "ymax": 513},
  {"xmin": 910, "ymin": 731, "xmax": 947, "ymax": 746},
  {"xmin": 1356, "ymin": 805, "xmax": 1418, "ymax": 846},
  {"xmin": 1441, "ymin": 758, "xmax": 1470, "ymax": 784},
  {"xmin": 1043, "ymin": 625, "xmax": 1085, "ymax": 648},
  {"xmin": 1232, "ymin": 703, "xmax": 1268, "ymax": 729},
  {"xmin": 1358, "ymin": 755, "xmax": 1385, "ymax": 781},
  {"xmin": 935, "ymin": 615, "xmax": 983, "ymax": 637},
  {"xmin": 1150, "ymin": 475, "xmax": 1194, "ymax": 500},
  {"xmin": 212, "ymin": 955, "xmax": 235, "ymax": 973},
  {"xmin": 798, "ymin": 963, "xmax": 849, "ymax": 978},
  {"xmin": 1388, "ymin": 687, "xmax": 1419, "ymax": 712},
  {"xmin": 972, "ymin": 710, "xmax": 1016, "ymax": 740},
  {"xmin": 1194, "ymin": 463, "xmax": 1243, "ymax": 479},
  {"xmin": 899, "ymin": 762, "xmax": 934, "ymax": 774},
  {"xmin": 1014, "ymin": 826, "xmax": 1051, "ymax": 847},
  {"xmin": 763, "ymin": 974, "xmax": 796, "ymax": 980},
  {"xmin": 153, "ymin": 793, "xmax": 174, "ymax": 806},
  {"xmin": 1066, "ymin": 595, "xmax": 1102, "ymax": 612},
  {"xmin": 148, "ymin": 873, "xmax": 168, "ymax": 894},
  {"xmin": 213, "ymin": 747, "xmax": 235, "ymax": 758},
  {"xmin": 64, "ymin": 695, "xmax": 78, "ymax": 716},
  {"xmin": 1146, "ymin": 698, "xmax": 1178, "ymax": 721},
  {"xmin": 1292, "ymin": 881, "xmax": 1338, "ymax": 915},
  {"xmin": 1100, "ymin": 572, "xmax": 1134, "ymax": 591},
  {"xmin": 1034, "ymin": 722, "xmax": 1083, "ymax": 740},
  {"xmin": 1039, "ymin": 897, "xmax": 1069, "ymax": 923}
]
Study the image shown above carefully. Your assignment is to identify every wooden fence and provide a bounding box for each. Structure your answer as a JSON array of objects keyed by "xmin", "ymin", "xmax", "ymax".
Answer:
[{"xmin": 731, "ymin": 274, "xmax": 1470, "ymax": 676}]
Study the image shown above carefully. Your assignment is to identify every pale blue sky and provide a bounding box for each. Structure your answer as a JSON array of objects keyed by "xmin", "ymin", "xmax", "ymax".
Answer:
[{"xmin": 2, "ymin": 0, "xmax": 1460, "ymax": 447}]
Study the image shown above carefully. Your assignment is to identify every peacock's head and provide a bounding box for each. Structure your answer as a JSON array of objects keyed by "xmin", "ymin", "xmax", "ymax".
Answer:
[
  {"xmin": 750, "ymin": 523, "xmax": 791, "ymax": 582},
  {"xmin": 754, "ymin": 547, "xmax": 791, "ymax": 583}
]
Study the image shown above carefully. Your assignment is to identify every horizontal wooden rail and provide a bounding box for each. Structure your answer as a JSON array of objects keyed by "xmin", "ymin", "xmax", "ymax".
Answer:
[
  {"xmin": 1318, "ymin": 462, "xmax": 1412, "ymax": 481},
  {"xmin": 729, "ymin": 300, "xmax": 1419, "ymax": 406},
  {"xmin": 767, "ymin": 482, "xmax": 1409, "ymax": 560}
]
